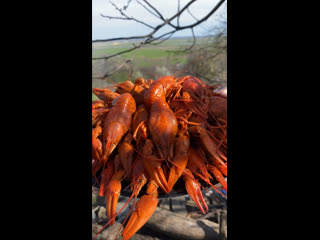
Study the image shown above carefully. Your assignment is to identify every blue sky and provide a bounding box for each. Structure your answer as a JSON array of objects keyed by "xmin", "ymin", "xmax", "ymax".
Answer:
[{"xmin": 92, "ymin": 0, "xmax": 227, "ymax": 41}]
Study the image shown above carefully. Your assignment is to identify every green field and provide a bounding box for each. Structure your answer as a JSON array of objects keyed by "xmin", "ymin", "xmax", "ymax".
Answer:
[
  {"xmin": 92, "ymin": 40, "xmax": 194, "ymax": 68},
  {"xmin": 92, "ymin": 37, "xmax": 208, "ymax": 51},
  {"xmin": 92, "ymin": 36, "xmax": 227, "ymax": 91},
  {"xmin": 92, "ymin": 37, "xmax": 210, "ymax": 59}
]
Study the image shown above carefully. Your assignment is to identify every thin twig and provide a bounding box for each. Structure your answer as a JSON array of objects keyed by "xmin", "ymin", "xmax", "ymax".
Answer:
[
  {"xmin": 147, "ymin": 30, "xmax": 177, "ymax": 44},
  {"xmin": 103, "ymin": 54, "xmax": 135, "ymax": 78},
  {"xmin": 92, "ymin": 0, "xmax": 226, "ymax": 60},
  {"xmin": 187, "ymin": 7, "xmax": 198, "ymax": 22},
  {"xmin": 167, "ymin": 27, "xmax": 196, "ymax": 54},
  {"xmin": 177, "ymin": 0, "xmax": 181, "ymax": 26},
  {"xmin": 166, "ymin": 0, "xmax": 198, "ymax": 25},
  {"xmin": 136, "ymin": 0, "xmax": 162, "ymax": 19},
  {"xmin": 123, "ymin": 0, "xmax": 132, "ymax": 10},
  {"xmin": 148, "ymin": 31, "xmax": 176, "ymax": 46},
  {"xmin": 174, "ymin": 0, "xmax": 225, "ymax": 30},
  {"xmin": 142, "ymin": 0, "xmax": 165, "ymax": 20},
  {"xmin": 93, "ymin": 35, "xmax": 148, "ymax": 43},
  {"xmin": 103, "ymin": 1, "xmax": 155, "ymax": 29},
  {"xmin": 100, "ymin": 13, "xmax": 155, "ymax": 29}
]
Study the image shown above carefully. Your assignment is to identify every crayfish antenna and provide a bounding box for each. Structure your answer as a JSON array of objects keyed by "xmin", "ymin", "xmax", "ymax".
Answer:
[
  {"xmin": 193, "ymin": 171, "xmax": 226, "ymax": 198},
  {"xmin": 189, "ymin": 126, "xmax": 226, "ymax": 166}
]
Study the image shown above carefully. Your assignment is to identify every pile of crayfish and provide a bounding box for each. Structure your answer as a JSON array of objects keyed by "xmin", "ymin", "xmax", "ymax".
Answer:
[{"xmin": 92, "ymin": 75, "xmax": 227, "ymax": 240}]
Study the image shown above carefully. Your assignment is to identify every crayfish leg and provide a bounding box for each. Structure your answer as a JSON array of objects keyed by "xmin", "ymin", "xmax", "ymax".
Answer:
[{"xmin": 208, "ymin": 165, "xmax": 227, "ymax": 192}]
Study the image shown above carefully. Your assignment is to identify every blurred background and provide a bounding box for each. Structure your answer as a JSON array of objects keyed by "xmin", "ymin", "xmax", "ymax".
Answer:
[
  {"xmin": 92, "ymin": 0, "xmax": 227, "ymax": 100},
  {"xmin": 92, "ymin": 1, "xmax": 227, "ymax": 239}
]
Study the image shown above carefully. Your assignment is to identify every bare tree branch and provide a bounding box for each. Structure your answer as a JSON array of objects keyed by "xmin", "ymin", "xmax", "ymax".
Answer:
[
  {"xmin": 166, "ymin": 27, "xmax": 196, "ymax": 54},
  {"xmin": 148, "ymin": 31, "xmax": 176, "ymax": 46},
  {"xmin": 102, "ymin": 1, "xmax": 155, "ymax": 29},
  {"xmin": 165, "ymin": 0, "xmax": 197, "ymax": 26},
  {"xmin": 174, "ymin": 0, "xmax": 225, "ymax": 30},
  {"xmin": 142, "ymin": 0, "xmax": 166, "ymax": 21},
  {"xmin": 100, "ymin": 13, "xmax": 155, "ymax": 29},
  {"xmin": 187, "ymin": 7, "xmax": 199, "ymax": 22},
  {"xmin": 103, "ymin": 56, "xmax": 135, "ymax": 77},
  {"xmin": 177, "ymin": 0, "xmax": 181, "ymax": 26},
  {"xmin": 136, "ymin": 0, "xmax": 161, "ymax": 19},
  {"xmin": 93, "ymin": 35, "xmax": 148, "ymax": 43},
  {"xmin": 187, "ymin": 6, "xmax": 210, "ymax": 32},
  {"xmin": 92, "ymin": 0, "xmax": 226, "ymax": 60},
  {"xmin": 123, "ymin": 0, "xmax": 132, "ymax": 10},
  {"xmin": 184, "ymin": 27, "xmax": 197, "ymax": 51}
]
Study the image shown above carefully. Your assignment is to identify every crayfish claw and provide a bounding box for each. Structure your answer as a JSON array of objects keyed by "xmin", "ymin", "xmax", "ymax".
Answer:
[
  {"xmin": 183, "ymin": 169, "xmax": 209, "ymax": 214},
  {"xmin": 105, "ymin": 170, "xmax": 125, "ymax": 225},
  {"xmin": 122, "ymin": 181, "xmax": 158, "ymax": 240},
  {"xmin": 143, "ymin": 158, "xmax": 170, "ymax": 193}
]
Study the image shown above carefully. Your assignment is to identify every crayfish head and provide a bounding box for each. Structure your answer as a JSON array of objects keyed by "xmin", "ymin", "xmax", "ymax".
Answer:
[
  {"xmin": 92, "ymin": 88, "xmax": 107, "ymax": 101},
  {"xmin": 115, "ymin": 80, "xmax": 134, "ymax": 94},
  {"xmin": 134, "ymin": 77, "xmax": 149, "ymax": 89}
]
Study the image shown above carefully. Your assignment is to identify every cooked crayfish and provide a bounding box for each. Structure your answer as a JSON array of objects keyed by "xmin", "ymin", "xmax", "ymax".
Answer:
[{"xmin": 92, "ymin": 75, "xmax": 227, "ymax": 240}]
